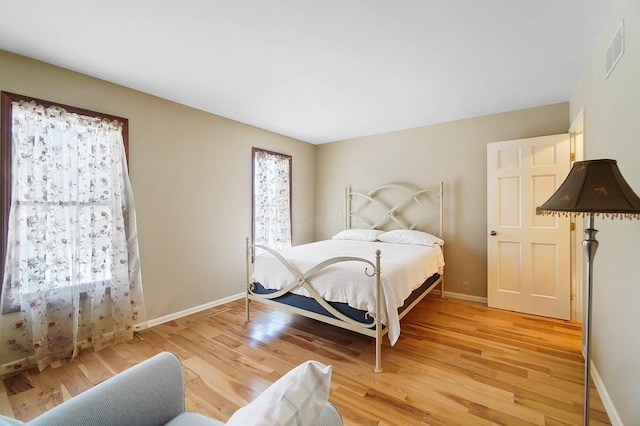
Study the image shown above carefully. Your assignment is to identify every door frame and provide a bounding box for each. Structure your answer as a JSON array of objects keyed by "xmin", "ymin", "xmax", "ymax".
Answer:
[{"xmin": 569, "ymin": 110, "xmax": 585, "ymax": 323}]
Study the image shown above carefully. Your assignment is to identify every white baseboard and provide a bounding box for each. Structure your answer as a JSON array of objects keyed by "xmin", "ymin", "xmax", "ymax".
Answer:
[
  {"xmin": 145, "ymin": 292, "xmax": 245, "ymax": 328},
  {"xmin": 433, "ymin": 289, "xmax": 488, "ymax": 304},
  {"xmin": 590, "ymin": 359, "xmax": 623, "ymax": 426}
]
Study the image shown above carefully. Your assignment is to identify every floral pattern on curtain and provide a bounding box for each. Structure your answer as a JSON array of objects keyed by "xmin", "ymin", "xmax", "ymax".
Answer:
[
  {"xmin": 1, "ymin": 101, "xmax": 146, "ymax": 373},
  {"xmin": 253, "ymin": 149, "xmax": 292, "ymax": 249}
]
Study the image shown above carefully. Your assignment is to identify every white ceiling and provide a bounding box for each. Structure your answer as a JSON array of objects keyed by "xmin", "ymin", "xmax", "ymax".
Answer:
[{"xmin": 0, "ymin": 1, "xmax": 614, "ymax": 144}]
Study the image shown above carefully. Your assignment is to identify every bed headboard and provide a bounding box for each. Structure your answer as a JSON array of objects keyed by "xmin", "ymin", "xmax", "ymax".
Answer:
[{"xmin": 345, "ymin": 183, "xmax": 444, "ymax": 238}]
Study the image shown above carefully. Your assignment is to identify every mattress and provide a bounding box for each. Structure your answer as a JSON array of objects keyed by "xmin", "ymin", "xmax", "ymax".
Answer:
[{"xmin": 250, "ymin": 239, "xmax": 445, "ymax": 344}]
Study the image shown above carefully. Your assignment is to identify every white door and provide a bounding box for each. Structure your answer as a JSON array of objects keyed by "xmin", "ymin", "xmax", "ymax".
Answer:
[{"xmin": 487, "ymin": 134, "xmax": 571, "ymax": 320}]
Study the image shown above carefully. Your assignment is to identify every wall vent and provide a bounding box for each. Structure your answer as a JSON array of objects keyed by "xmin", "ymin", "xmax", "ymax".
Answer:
[{"xmin": 605, "ymin": 21, "xmax": 624, "ymax": 79}]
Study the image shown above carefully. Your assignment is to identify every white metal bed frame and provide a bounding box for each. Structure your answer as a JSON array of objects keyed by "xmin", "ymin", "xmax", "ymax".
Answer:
[{"xmin": 245, "ymin": 183, "xmax": 444, "ymax": 373}]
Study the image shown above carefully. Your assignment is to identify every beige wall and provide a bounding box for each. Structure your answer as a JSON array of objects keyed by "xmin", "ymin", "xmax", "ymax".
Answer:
[
  {"xmin": 0, "ymin": 50, "xmax": 316, "ymax": 327},
  {"xmin": 571, "ymin": 0, "xmax": 640, "ymax": 423},
  {"xmin": 316, "ymin": 103, "xmax": 569, "ymax": 298}
]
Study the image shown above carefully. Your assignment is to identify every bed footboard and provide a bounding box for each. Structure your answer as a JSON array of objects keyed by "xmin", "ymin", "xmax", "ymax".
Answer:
[{"xmin": 245, "ymin": 238, "xmax": 384, "ymax": 373}]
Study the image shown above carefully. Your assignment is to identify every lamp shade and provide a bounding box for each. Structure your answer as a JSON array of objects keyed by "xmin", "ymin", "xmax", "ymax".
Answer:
[{"xmin": 536, "ymin": 159, "xmax": 640, "ymax": 219}]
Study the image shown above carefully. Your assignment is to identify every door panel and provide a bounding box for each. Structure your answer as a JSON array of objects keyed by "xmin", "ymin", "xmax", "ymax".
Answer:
[
  {"xmin": 497, "ymin": 241, "xmax": 521, "ymax": 293},
  {"xmin": 487, "ymin": 134, "xmax": 570, "ymax": 320},
  {"xmin": 498, "ymin": 176, "xmax": 521, "ymax": 226}
]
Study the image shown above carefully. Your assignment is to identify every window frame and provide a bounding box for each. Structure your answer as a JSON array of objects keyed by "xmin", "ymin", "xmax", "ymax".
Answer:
[
  {"xmin": 0, "ymin": 91, "xmax": 129, "ymax": 285},
  {"xmin": 251, "ymin": 147, "xmax": 292, "ymax": 247}
]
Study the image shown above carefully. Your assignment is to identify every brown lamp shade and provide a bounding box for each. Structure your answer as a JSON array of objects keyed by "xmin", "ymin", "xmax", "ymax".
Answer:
[{"xmin": 536, "ymin": 159, "xmax": 640, "ymax": 219}]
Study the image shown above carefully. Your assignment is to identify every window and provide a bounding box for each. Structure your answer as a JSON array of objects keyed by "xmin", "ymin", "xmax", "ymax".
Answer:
[
  {"xmin": 252, "ymin": 148, "xmax": 292, "ymax": 249},
  {"xmin": 1, "ymin": 92, "xmax": 129, "ymax": 288},
  {"xmin": 1, "ymin": 92, "xmax": 131, "ymax": 312},
  {"xmin": 0, "ymin": 92, "xmax": 145, "ymax": 371}
]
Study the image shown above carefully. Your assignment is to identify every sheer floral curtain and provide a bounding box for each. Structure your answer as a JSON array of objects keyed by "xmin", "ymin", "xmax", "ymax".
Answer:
[
  {"xmin": 1, "ymin": 100, "xmax": 146, "ymax": 373},
  {"xmin": 253, "ymin": 148, "xmax": 292, "ymax": 249}
]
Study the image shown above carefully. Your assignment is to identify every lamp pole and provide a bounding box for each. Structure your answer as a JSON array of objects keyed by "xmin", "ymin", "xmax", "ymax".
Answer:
[{"xmin": 582, "ymin": 212, "xmax": 599, "ymax": 426}]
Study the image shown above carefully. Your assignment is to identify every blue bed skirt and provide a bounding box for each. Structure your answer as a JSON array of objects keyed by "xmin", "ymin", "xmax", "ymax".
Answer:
[{"xmin": 251, "ymin": 273, "xmax": 441, "ymax": 328}]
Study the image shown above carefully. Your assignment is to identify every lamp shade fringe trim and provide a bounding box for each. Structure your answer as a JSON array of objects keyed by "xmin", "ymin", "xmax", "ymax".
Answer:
[{"xmin": 536, "ymin": 210, "xmax": 640, "ymax": 220}]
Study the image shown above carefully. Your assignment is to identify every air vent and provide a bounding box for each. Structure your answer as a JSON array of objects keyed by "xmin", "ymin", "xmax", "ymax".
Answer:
[{"xmin": 605, "ymin": 21, "xmax": 624, "ymax": 79}]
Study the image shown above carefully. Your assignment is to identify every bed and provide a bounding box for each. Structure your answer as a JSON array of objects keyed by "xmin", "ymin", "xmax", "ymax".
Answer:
[{"xmin": 245, "ymin": 183, "xmax": 444, "ymax": 372}]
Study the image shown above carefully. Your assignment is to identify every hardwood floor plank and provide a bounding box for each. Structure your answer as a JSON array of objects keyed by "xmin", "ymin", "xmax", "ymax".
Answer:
[
  {"xmin": 468, "ymin": 402, "xmax": 541, "ymax": 426},
  {"xmin": 2, "ymin": 373, "xmax": 33, "ymax": 396},
  {"xmin": 77, "ymin": 353, "xmax": 114, "ymax": 385},
  {"xmin": 0, "ymin": 380, "xmax": 13, "ymax": 419},
  {"xmin": 136, "ymin": 328, "xmax": 194, "ymax": 359},
  {"xmin": 8, "ymin": 388, "xmax": 50, "ymax": 421},
  {"xmin": 182, "ymin": 356, "xmax": 254, "ymax": 407},
  {"xmin": 50, "ymin": 362, "xmax": 94, "ymax": 399},
  {"xmin": 332, "ymin": 386, "xmax": 427, "ymax": 426},
  {"xmin": 0, "ymin": 296, "xmax": 612, "ymax": 425}
]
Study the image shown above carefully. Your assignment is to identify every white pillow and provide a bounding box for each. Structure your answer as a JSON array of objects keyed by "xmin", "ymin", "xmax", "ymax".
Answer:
[
  {"xmin": 332, "ymin": 228, "xmax": 384, "ymax": 242},
  {"xmin": 377, "ymin": 229, "xmax": 444, "ymax": 246},
  {"xmin": 226, "ymin": 360, "xmax": 332, "ymax": 426}
]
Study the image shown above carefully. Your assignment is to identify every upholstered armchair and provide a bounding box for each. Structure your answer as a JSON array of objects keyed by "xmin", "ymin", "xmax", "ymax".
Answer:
[{"xmin": 0, "ymin": 351, "xmax": 342, "ymax": 426}]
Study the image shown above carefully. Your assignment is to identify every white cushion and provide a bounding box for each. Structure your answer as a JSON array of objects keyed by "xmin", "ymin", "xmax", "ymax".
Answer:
[
  {"xmin": 226, "ymin": 361, "xmax": 332, "ymax": 426},
  {"xmin": 332, "ymin": 229, "xmax": 384, "ymax": 242},
  {"xmin": 377, "ymin": 229, "xmax": 444, "ymax": 246}
]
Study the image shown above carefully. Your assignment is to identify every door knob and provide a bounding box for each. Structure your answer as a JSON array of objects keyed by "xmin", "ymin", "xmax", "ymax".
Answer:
[{"xmin": 490, "ymin": 230, "xmax": 497, "ymax": 236}]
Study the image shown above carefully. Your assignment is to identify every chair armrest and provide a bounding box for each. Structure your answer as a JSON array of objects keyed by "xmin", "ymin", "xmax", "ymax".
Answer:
[{"xmin": 30, "ymin": 352, "xmax": 185, "ymax": 426}]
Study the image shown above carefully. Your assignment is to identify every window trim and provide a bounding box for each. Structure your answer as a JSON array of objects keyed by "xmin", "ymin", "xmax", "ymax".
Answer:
[
  {"xmin": 251, "ymin": 147, "xmax": 292, "ymax": 246},
  {"xmin": 0, "ymin": 91, "xmax": 129, "ymax": 285}
]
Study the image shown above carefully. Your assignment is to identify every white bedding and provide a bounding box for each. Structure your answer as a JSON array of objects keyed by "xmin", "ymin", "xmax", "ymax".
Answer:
[{"xmin": 251, "ymin": 239, "xmax": 445, "ymax": 345}]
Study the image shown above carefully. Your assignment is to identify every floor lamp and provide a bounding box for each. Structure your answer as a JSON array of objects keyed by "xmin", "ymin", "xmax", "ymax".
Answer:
[{"xmin": 536, "ymin": 159, "xmax": 640, "ymax": 426}]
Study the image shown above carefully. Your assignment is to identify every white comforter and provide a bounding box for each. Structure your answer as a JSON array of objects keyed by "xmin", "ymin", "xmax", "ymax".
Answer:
[{"xmin": 251, "ymin": 239, "xmax": 445, "ymax": 345}]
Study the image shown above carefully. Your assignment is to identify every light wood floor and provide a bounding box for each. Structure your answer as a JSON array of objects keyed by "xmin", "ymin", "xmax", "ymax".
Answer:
[{"xmin": 0, "ymin": 296, "xmax": 611, "ymax": 425}]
